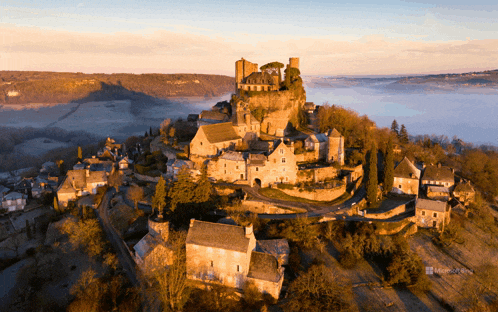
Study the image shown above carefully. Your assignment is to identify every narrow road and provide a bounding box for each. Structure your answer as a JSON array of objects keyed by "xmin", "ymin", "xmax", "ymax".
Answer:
[
  {"xmin": 95, "ymin": 189, "xmax": 152, "ymax": 310},
  {"xmin": 216, "ymin": 182, "xmax": 366, "ymax": 220}
]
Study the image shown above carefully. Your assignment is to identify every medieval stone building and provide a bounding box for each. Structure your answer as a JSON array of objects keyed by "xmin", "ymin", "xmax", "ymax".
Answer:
[
  {"xmin": 415, "ymin": 198, "xmax": 451, "ymax": 230},
  {"xmin": 392, "ymin": 157, "xmax": 421, "ymax": 196},
  {"xmin": 186, "ymin": 219, "xmax": 285, "ymax": 299},
  {"xmin": 304, "ymin": 128, "xmax": 345, "ymax": 165}
]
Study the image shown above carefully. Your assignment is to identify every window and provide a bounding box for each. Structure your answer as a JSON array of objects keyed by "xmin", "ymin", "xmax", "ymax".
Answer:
[
  {"xmin": 433, "ymin": 221, "xmax": 437, "ymax": 227},
  {"xmin": 240, "ymin": 174, "xmax": 244, "ymax": 179},
  {"xmin": 237, "ymin": 265, "xmax": 240, "ymax": 272},
  {"xmin": 282, "ymin": 157, "xmax": 286, "ymax": 163},
  {"xmin": 399, "ymin": 185, "xmax": 402, "ymax": 189},
  {"xmin": 421, "ymin": 210, "xmax": 425, "ymax": 216},
  {"xmin": 224, "ymin": 170, "xmax": 227, "ymax": 174},
  {"xmin": 210, "ymin": 261, "xmax": 214, "ymax": 267},
  {"xmin": 280, "ymin": 149, "xmax": 284, "ymax": 154},
  {"xmin": 224, "ymin": 163, "xmax": 227, "ymax": 168},
  {"xmin": 255, "ymin": 167, "xmax": 259, "ymax": 172},
  {"xmin": 200, "ymin": 142, "xmax": 203, "ymax": 146},
  {"xmin": 236, "ymin": 166, "xmax": 239, "ymax": 170},
  {"xmin": 433, "ymin": 212, "xmax": 438, "ymax": 218}
]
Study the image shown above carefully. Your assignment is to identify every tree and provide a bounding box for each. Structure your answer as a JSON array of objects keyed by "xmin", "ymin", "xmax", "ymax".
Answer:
[
  {"xmin": 260, "ymin": 61, "xmax": 285, "ymax": 85},
  {"xmin": 399, "ymin": 124, "xmax": 409, "ymax": 144},
  {"xmin": 61, "ymin": 218, "xmax": 105, "ymax": 257},
  {"xmin": 168, "ymin": 127, "xmax": 176, "ymax": 139},
  {"xmin": 168, "ymin": 166, "xmax": 196, "ymax": 212},
  {"xmin": 149, "ymin": 126, "xmax": 153, "ymax": 136},
  {"xmin": 77, "ymin": 146, "xmax": 83, "ymax": 160},
  {"xmin": 383, "ymin": 136, "xmax": 394, "ymax": 194},
  {"xmin": 283, "ymin": 264, "xmax": 354, "ymax": 312},
  {"xmin": 108, "ymin": 170, "xmax": 123, "ymax": 192},
  {"xmin": 391, "ymin": 119, "xmax": 399, "ymax": 135},
  {"xmin": 366, "ymin": 143, "xmax": 378, "ymax": 206},
  {"xmin": 153, "ymin": 231, "xmax": 190, "ymax": 312},
  {"xmin": 152, "ymin": 176, "xmax": 167, "ymax": 215},
  {"xmin": 280, "ymin": 215, "xmax": 319, "ymax": 249},
  {"xmin": 69, "ymin": 269, "xmax": 105, "ymax": 312},
  {"xmin": 127, "ymin": 185, "xmax": 144, "ymax": 211},
  {"xmin": 192, "ymin": 165, "xmax": 212, "ymax": 204}
]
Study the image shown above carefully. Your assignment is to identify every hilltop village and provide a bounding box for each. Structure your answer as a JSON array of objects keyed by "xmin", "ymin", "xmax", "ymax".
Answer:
[{"xmin": 1, "ymin": 58, "xmax": 497, "ymax": 311}]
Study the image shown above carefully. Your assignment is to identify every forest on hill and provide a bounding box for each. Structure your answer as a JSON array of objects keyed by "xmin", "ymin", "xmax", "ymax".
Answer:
[{"xmin": 0, "ymin": 71, "xmax": 234, "ymax": 105}]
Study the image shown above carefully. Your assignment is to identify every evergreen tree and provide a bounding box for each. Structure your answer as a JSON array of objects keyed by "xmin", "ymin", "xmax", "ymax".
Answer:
[
  {"xmin": 399, "ymin": 124, "xmax": 409, "ymax": 144},
  {"xmin": 149, "ymin": 126, "xmax": 153, "ymax": 136},
  {"xmin": 54, "ymin": 196, "xmax": 60, "ymax": 213},
  {"xmin": 391, "ymin": 119, "xmax": 399, "ymax": 135},
  {"xmin": 25, "ymin": 220, "xmax": 32, "ymax": 239},
  {"xmin": 193, "ymin": 165, "xmax": 212, "ymax": 204},
  {"xmin": 383, "ymin": 136, "xmax": 394, "ymax": 195},
  {"xmin": 168, "ymin": 166, "xmax": 196, "ymax": 212},
  {"xmin": 366, "ymin": 143, "xmax": 378, "ymax": 206},
  {"xmin": 152, "ymin": 176, "xmax": 167, "ymax": 215}
]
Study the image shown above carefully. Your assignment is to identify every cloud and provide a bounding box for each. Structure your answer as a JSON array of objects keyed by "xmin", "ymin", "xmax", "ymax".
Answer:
[{"xmin": 1, "ymin": 24, "xmax": 497, "ymax": 75}]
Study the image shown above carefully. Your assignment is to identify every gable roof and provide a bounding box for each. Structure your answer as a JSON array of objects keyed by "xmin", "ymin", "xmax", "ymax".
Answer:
[
  {"xmin": 134, "ymin": 233, "xmax": 157, "ymax": 259},
  {"xmin": 247, "ymin": 251, "xmax": 281, "ymax": 283},
  {"xmin": 422, "ymin": 164, "xmax": 454, "ymax": 183},
  {"xmin": 244, "ymin": 72, "xmax": 275, "ymax": 84},
  {"xmin": 327, "ymin": 128, "xmax": 342, "ymax": 138},
  {"xmin": 200, "ymin": 122, "xmax": 241, "ymax": 144},
  {"xmin": 200, "ymin": 110, "xmax": 229, "ymax": 121},
  {"xmin": 454, "ymin": 182, "xmax": 474, "ymax": 193},
  {"xmin": 427, "ymin": 186, "xmax": 450, "ymax": 193},
  {"xmin": 394, "ymin": 157, "xmax": 421, "ymax": 179},
  {"xmin": 256, "ymin": 239, "xmax": 290, "ymax": 259},
  {"xmin": 3, "ymin": 192, "xmax": 25, "ymax": 200},
  {"xmin": 220, "ymin": 151, "xmax": 246, "ymax": 161},
  {"xmin": 248, "ymin": 153, "xmax": 267, "ymax": 166},
  {"xmin": 186, "ymin": 220, "xmax": 252, "ymax": 253},
  {"xmin": 307, "ymin": 133, "xmax": 328, "ymax": 143},
  {"xmin": 416, "ymin": 198, "xmax": 447, "ymax": 212},
  {"xmin": 232, "ymin": 110, "xmax": 259, "ymax": 126}
]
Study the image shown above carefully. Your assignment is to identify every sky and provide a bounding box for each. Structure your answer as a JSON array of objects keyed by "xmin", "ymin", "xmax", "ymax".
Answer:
[{"xmin": 1, "ymin": 0, "xmax": 498, "ymax": 76}]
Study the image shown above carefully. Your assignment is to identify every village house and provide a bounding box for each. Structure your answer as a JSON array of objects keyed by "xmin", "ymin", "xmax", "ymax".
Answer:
[
  {"xmin": 231, "ymin": 101, "xmax": 260, "ymax": 141},
  {"xmin": 166, "ymin": 159, "xmax": 195, "ymax": 179},
  {"xmin": 207, "ymin": 151, "xmax": 247, "ymax": 182},
  {"xmin": 392, "ymin": 157, "xmax": 421, "ymax": 196},
  {"xmin": 133, "ymin": 214, "xmax": 173, "ymax": 274},
  {"xmin": 0, "ymin": 185, "xmax": 10, "ymax": 202},
  {"xmin": 452, "ymin": 181, "xmax": 476, "ymax": 205},
  {"xmin": 186, "ymin": 219, "xmax": 285, "ymax": 299},
  {"xmin": 249, "ymin": 140, "xmax": 297, "ymax": 187},
  {"xmin": 56, "ymin": 169, "xmax": 108, "ymax": 207},
  {"xmin": 190, "ymin": 122, "xmax": 242, "ymax": 158},
  {"xmin": 1, "ymin": 192, "xmax": 27, "ymax": 212},
  {"xmin": 421, "ymin": 163, "xmax": 455, "ymax": 191},
  {"xmin": 197, "ymin": 110, "xmax": 230, "ymax": 127},
  {"xmin": 415, "ymin": 198, "xmax": 451, "ymax": 229},
  {"xmin": 304, "ymin": 128, "xmax": 345, "ymax": 165}
]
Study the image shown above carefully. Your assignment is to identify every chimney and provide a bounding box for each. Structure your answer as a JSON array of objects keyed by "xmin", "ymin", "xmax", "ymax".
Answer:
[
  {"xmin": 190, "ymin": 218, "xmax": 195, "ymax": 227},
  {"xmin": 245, "ymin": 223, "xmax": 253, "ymax": 237},
  {"xmin": 244, "ymin": 113, "xmax": 250, "ymax": 126}
]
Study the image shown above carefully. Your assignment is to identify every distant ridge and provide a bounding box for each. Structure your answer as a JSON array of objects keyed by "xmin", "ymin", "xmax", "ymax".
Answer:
[{"xmin": 0, "ymin": 71, "xmax": 234, "ymax": 105}]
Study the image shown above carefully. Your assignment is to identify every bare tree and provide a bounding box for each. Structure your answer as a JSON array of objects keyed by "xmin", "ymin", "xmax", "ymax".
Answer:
[
  {"xmin": 1, "ymin": 232, "xmax": 24, "ymax": 257},
  {"xmin": 108, "ymin": 170, "xmax": 123, "ymax": 193},
  {"xmin": 127, "ymin": 185, "xmax": 144, "ymax": 211}
]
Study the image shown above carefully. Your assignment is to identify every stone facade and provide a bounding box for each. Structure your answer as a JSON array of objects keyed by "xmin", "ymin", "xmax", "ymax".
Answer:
[
  {"xmin": 207, "ymin": 151, "xmax": 247, "ymax": 182},
  {"xmin": 326, "ymin": 129, "xmax": 345, "ymax": 165},
  {"xmin": 248, "ymin": 141, "xmax": 297, "ymax": 187},
  {"xmin": 278, "ymin": 183, "xmax": 346, "ymax": 202},
  {"xmin": 189, "ymin": 122, "xmax": 242, "ymax": 157},
  {"xmin": 452, "ymin": 181, "xmax": 475, "ymax": 205},
  {"xmin": 421, "ymin": 164, "xmax": 455, "ymax": 191},
  {"xmin": 186, "ymin": 220, "xmax": 285, "ymax": 299},
  {"xmin": 392, "ymin": 157, "xmax": 421, "ymax": 196},
  {"xmin": 415, "ymin": 198, "xmax": 450, "ymax": 229},
  {"xmin": 57, "ymin": 169, "xmax": 108, "ymax": 207},
  {"xmin": 134, "ymin": 216, "xmax": 173, "ymax": 274},
  {"xmin": 1, "ymin": 192, "xmax": 27, "ymax": 212}
]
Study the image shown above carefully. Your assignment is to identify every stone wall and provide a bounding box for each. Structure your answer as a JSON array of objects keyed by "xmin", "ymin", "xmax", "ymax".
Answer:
[
  {"xmin": 362, "ymin": 202, "xmax": 413, "ymax": 219},
  {"xmin": 296, "ymin": 166, "xmax": 339, "ymax": 183},
  {"xmin": 240, "ymin": 200, "xmax": 306, "ymax": 214},
  {"xmin": 279, "ymin": 183, "xmax": 346, "ymax": 202},
  {"xmin": 295, "ymin": 151, "xmax": 318, "ymax": 163},
  {"xmin": 374, "ymin": 217, "xmax": 416, "ymax": 235},
  {"xmin": 247, "ymin": 274, "xmax": 284, "ymax": 300}
]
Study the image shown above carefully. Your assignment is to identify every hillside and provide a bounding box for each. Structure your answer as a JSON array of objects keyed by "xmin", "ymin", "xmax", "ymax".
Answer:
[
  {"xmin": 397, "ymin": 69, "xmax": 498, "ymax": 87},
  {"xmin": 0, "ymin": 71, "xmax": 234, "ymax": 105}
]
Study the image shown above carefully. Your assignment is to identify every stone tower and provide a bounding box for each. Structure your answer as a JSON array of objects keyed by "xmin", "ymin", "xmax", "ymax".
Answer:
[
  {"xmin": 235, "ymin": 58, "xmax": 259, "ymax": 92},
  {"xmin": 148, "ymin": 214, "xmax": 169, "ymax": 242},
  {"xmin": 289, "ymin": 57, "xmax": 299, "ymax": 70},
  {"xmin": 327, "ymin": 128, "xmax": 345, "ymax": 166}
]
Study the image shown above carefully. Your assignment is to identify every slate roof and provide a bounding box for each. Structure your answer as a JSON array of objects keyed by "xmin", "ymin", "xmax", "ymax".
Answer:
[
  {"xmin": 232, "ymin": 111, "xmax": 259, "ymax": 126},
  {"xmin": 247, "ymin": 251, "xmax": 281, "ymax": 283},
  {"xmin": 394, "ymin": 157, "xmax": 421, "ymax": 179},
  {"xmin": 422, "ymin": 165, "xmax": 454, "ymax": 183},
  {"xmin": 307, "ymin": 133, "xmax": 328, "ymax": 143},
  {"xmin": 248, "ymin": 153, "xmax": 267, "ymax": 166},
  {"xmin": 221, "ymin": 151, "xmax": 246, "ymax": 161},
  {"xmin": 256, "ymin": 239, "xmax": 290, "ymax": 260},
  {"xmin": 58, "ymin": 169, "xmax": 107, "ymax": 193},
  {"xmin": 200, "ymin": 110, "xmax": 229, "ymax": 121},
  {"xmin": 328, "ymin": 128, "xmax": 342, "ymax": 138},
  {"xmin": 454, "ymin": 182, "xmax": 474, "ymax": 193},
  {"xmin": 134, "ymin": 233, "xmax": 157, "ymax": 259},
  {"xmin": 0, "ymin": 185, "xmax": 10, "ymax": 194},
  {"xmin": 201, "ymin": 122, "xmax": 241, "ymax": 144},
  {"xmin": 416, "ymin": 198, "xmax": 447, "ymax": 212},
  {"xmin": 427, "ymin": 186, "xmax": 450, "ymax": 193},
  {"xmin": 244, "ymin": 72, "xmax": 275, "ymax": 84},
  {"xmin": 186, "ymin": 220, "xmax": 252, "ymax": 253},
  {"xmin": 86, "ymin": 171, "xmax": 107, "ymax": 184},
  {"xmin": 3, "ymin": 192, "xmax": 26, "ymax": 200}
]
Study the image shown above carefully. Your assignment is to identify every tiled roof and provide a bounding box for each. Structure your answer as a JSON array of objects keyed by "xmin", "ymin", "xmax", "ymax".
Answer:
[
  {"xmin": 201, "ymin": 122, "xmax": 241, "ymax": 144},
  {"xmin": 416, "ymin": 198, "xmax": 447, "ymax": 212},
  {"xmin": 422, "ymin": 165, "xmax": 454, "ymax": 183},
  {"xmin": 247, "ymin": 251, "xmax": 281, "ymax": 283},
  {"xmin": 186, "ymin": 220, "xmax": 252, "ymax": 253},
  {"xmin": 232, "ymin": 111, "xmax": 259, "ymax": 126},
  {"xmin": 394, "ymin": 157, "xmax": 421, "ymax": 179}
]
